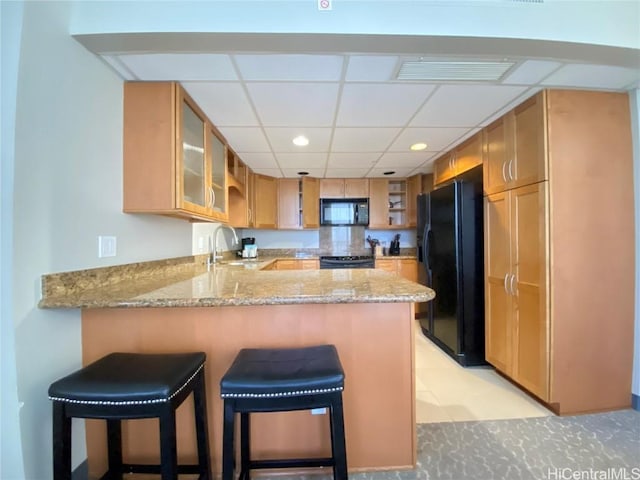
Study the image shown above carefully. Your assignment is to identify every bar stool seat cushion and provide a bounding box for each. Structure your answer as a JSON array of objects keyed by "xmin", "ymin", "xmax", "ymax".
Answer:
[
  {"xmin": 48, "ymin": 352, "xmax": 206, "ymax": 406},
  {"xmin": 220, "ymin": 345, "xmax": 343, "ymax": 398}
]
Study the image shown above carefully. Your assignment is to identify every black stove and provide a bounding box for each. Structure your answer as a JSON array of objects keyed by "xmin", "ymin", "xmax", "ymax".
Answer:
[{"xmin": 319, "ymin": 255, "xmax": 375, "ymax": 269}]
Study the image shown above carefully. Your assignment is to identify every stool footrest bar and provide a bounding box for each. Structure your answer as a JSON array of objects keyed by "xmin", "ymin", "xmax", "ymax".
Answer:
[{"xmin": 248, "ymin": 457, "xmax": 335, "ymax": 469}]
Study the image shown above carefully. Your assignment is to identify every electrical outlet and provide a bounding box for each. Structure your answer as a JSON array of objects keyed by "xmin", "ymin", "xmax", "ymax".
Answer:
[
  {"xmin": 198, "ymin": 236, "xmax": 205, "ymax": 252},
  {"xmin": 98, "ymin": 236, "xmax": 117, "ymax": 258}
]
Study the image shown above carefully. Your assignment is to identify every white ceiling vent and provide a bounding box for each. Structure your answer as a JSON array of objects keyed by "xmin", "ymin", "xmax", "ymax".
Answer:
[{"xmin": 397, "ymin": 61, "xmax": 516, "ymax": 82}]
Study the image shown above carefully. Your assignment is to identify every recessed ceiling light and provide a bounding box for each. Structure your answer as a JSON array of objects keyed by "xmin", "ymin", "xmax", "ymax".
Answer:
[
  {"xmin": 292, "ymin": 135, "xmax": 309, "ymax": 147},
  {"xmin": 410, "ymin": 143, "xmax": 427, "ymax": 151},
  {"xmin": 297, "ymin": 171, "xmax": 309, "ymax": 176},
  {"xmin": 383, "ymin": 171, "xmax": 396, "ymax": 176}
]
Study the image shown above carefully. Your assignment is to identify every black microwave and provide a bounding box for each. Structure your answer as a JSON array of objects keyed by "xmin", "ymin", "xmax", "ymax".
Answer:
[{"xmin": 320, "ymin": 198, "xmax": 369, "ymax": 226}]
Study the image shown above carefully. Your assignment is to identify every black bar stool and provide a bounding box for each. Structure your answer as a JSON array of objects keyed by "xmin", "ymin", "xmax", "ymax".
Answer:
[
  {"xmin": 48, "ymin": 352, "xmax": 212, "ymax": 480},
  {"xmin": 220, "ymin": 344, "xmax": 347, "ymax": 480}
]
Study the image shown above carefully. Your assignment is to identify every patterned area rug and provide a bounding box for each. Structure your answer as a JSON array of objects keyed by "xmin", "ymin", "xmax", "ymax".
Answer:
[{"xmin": 274, "ymin": 409, "xmax": 640, "ymax": 480}]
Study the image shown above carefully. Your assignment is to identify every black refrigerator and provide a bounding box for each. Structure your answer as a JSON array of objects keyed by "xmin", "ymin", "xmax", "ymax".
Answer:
[{"xmin": 416, "ymin": 165, "xmax": 485, "ymax": 366}]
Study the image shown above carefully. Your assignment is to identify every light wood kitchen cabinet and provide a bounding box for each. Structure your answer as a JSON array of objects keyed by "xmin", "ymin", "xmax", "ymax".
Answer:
[
  {"xmin": 485, "ymin": 183, "xmax": 548, "ymax": 399},
  {"xmin": 320, "ymin": 178, "xmax": 369, "ymax": 198},
  {"xmin": 272, "ymin": 259, "xmax": 319, "ymax": 270},
  {"xmin": 277, "ymin": 178, "xmax": 300, "ymax": 229},
  {"xmin": 277, "ymin": 177, "xmax": 319, "ymax": 229},
  {"xmin": 433, "ymin": 151, "xmax": 456, "ymax": 186},
  {"xmin": 405, "ymin": 174, "xmax": 421, "ymax": 227},
  {"xmin": 229, "ymin": 169, "xmax": 253, "ymax": 228},
  {"xmin": 484, "ymin": 92, "xmax": 546, "ymax": 195},
  {"xmin": 253, "ymin": 174, "xmax": 277, "ymax": 229},
  {"xmin": 368, "ymin": 178, "xmax": 389, "ymax": 228},
  {"xmin": 123, "ymin": 82, "xmax": 229, "ymax": 222},
  {"xmin": 483, "ymin": 89, "xmax": 634, "ymax": 415},
  {"xmin": 301, "ymin": 177, "xmax": 320, "ymax": 228},
  {"xmin": 433, "ymin": 133, "xmax": 483, "ymax": 187},
  {"xmin": 376, "ymin": 258, "xmax": 417, "ymax": 282},
  {"xmin": 370, "ymin": 179, "xmax": 409, "ymax": 228}
]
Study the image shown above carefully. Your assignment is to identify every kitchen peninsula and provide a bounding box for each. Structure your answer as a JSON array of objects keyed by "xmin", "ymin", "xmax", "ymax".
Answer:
[{"xmin": 40, "ymin": 255, "xmax": 434, "ymax": 476}]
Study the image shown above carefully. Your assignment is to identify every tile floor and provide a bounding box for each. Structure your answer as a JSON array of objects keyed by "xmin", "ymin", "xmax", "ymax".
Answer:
[{"xmin": 414, "ymin": 323, "xmax": 553, "ymax": 424}]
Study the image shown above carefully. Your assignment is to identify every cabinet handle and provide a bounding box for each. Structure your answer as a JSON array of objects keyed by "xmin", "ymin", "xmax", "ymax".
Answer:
[
  {"xmin": 508, "ymin": 159, "xmax": 514, "ymax": 182},
  {"xmin": 502, "ymin": 161, "xmax": 508, "ymax": 183},
  {"xmin": 248, "ymin": 208, "xmax": 252, "ymax": 222},
  {"xmin": 510, "ymin": 274, "xmax": 516, "ymax": 296},
  {"xmin": 210, "ymin": 188, "xmax": 215, "ymax": 208},
  {"xmin": 504, "ymin": 274, "xmax": 510, "ymax": 294}
]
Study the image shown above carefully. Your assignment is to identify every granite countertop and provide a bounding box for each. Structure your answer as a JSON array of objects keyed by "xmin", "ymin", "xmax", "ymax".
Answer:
[{"xmin": 39, "ymin": 255, "xmax": 433, "ymax": 309}]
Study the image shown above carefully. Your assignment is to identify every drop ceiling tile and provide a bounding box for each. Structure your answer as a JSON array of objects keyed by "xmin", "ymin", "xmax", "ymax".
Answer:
[
  {"xmin": 325, "ymin": 168, "xmax": 373, "ymax": 178},
  {"xmin": 376, "ymin": 152, "xmax": 436, "ymax": 167},
  {"xmin": 411, "ymin": 85, "xmax": 528, "ymax": 127},
  {"xmin": 345, "ymin": 56, "xmax": 400, "ymax": 81},
  {"xmin": 332, "ymin": 128, "xmax": 401, "ymax": 152},
  {"xmin": 389, "ymin": 127, "xmax": 471, "ymax": 152},
  {"xmin": 367, "ymin": 168, "xmax": 414, "ymax": 178},
  {"xmin": 337, "ymin": 84, "xmax": 436, "ymax": 126},
  {"xmin": 540, "ymin": 64, "xmax": 640, "ymax": 90},
  {"xmin": 234, "ymin": 54, "xmax": 343, "ymax": 81},
  {"xmin": 502, "ymin": 60, "xmax": 563, "ymax": 85},
  {"xmin": 264, "ymin": 127, "xmax": 332, "ymax": 152},
  {"xmin": 235, "ymin": 152, "xmax": 278, "ymax": 169},
  {"xmin": 328, "ymin": 153, "xmax": 380, "ymax": 167},
  {"xmin": 246, "ymin": 83, "xmax": 339, "ymax": 126},
  {"xmin": 215, "ymin": 127, "xmax": 270, "ymax": 152},
  {"xmin": 118, "ymin": 54, "xmax": 237, "ymax": 80},
  {"xmin": 182, "ymin": 82, "xmax": 258, "ymax": 126},
  {"xmin": 281, "ymin": 168, "xmax": 326, "ymax": 178},
  {"xmin": 251, "ymin": 168, "xmax": 283, "ymax": 178},
  {"xmin": 275, "ymin": 153, "xmax": 328, "ymax": 168}
]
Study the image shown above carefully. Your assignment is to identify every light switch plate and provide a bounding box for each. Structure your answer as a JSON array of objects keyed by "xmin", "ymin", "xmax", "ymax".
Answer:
[{"xmin": 98, "ymin": 236, "xmax": 117, "ymax": 258}]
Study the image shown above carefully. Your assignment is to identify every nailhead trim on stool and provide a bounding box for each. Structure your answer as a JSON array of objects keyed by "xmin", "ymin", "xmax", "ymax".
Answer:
[
  {"xmin": 220, "ymin": 345, "xmax": 348, "ymax": 480},
  {"xmin": 48, "ymin": 352, "xmax": 212, "ymax": 480}
]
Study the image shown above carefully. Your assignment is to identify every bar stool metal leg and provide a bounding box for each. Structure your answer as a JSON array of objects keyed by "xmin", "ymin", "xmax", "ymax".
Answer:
[
  {"xmin": 52, "ymin": 401, "xmax": 72, "ymax": 480},
  {"xmin": 106, "ymin": 419, "xmax": 123, "ymax": 480},
  {"xmin": 329, "ymin": 393, "xmax": 348, "ymax": 480},
  {"xmin": 193, "ymin": 370, "xmax": 213, "ymax": 480},
  {"xmin": 240, "ymin": 412, "xmax": 251, "ymax": 480},
  {"xmin": 159, "ymin": 407, "xmax": 178, "ymax": 480},
  {"xmin": 222, "ymin": 400, "xmax": 236, "ymax": 480}
]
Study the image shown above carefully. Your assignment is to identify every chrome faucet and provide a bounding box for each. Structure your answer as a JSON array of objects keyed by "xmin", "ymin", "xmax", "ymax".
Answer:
[{"xmin": 209, "ymin": 224, "xmax": 239, "ymax": 265}]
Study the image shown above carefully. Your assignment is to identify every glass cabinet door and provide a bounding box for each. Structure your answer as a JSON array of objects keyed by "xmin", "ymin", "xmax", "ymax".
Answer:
[
  {"xmin": 181, "ymin": 101, "xmax": 206, "ymax": 208},
  {"xmin": 210, "ymin": 130, "xmax": 227, "ymax": 215}
]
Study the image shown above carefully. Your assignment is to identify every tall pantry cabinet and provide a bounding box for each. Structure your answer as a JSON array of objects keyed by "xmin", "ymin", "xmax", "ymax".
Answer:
[{"xmin": 484, "ymin": 90, "xmax": 635, "ymax": 415}]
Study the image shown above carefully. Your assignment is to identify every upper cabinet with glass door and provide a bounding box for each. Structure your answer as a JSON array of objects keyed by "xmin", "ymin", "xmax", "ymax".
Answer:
[{"xmin": 123, "ymin": 82, "xmax": 229, "ymax": 222}]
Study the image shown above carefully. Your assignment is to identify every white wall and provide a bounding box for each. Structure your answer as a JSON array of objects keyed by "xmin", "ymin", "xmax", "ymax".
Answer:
[
  {"xmin": 631, "ymin": 89, "xmax": 640, "ymax": 402},
  {"xmin": 1, "ymin": 1, "xmax": 26, "ymax": 478},
  {"xmin": 7, "ymin": 2, "xmax": 194, "ymax": 478}
]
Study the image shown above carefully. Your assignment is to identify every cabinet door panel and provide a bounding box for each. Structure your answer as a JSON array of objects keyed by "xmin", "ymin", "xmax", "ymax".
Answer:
[
  {"xmin": 513, "ymin": 94, "xmax": 547, "ymax": 189},
  {"xmin": 302, "ymin": 177, "xmax": 319, "ymax": 228},
  {"xmin": 484, "ymin": 119, "xmax": 507, "ymax": 195},
  {"xmin": 319, "ymin": 179, "xmax": 345, "ymax": 198},
  {"xmin": 455, "ymin": 134, "xmax": 482, "ymax": 175},
  {"xmin": 433, "ymin": 153, "xmax": 456, "ymax": 186},
  {"xmin": 277, "ymin": 179, "xmax": 301, "ymax": 229},
  {"xmin": 511, "ymin": 182, "xmax": 548, "ymax": 400},
  {"xmin": 399, "ymin": 259, "xmax": 417, "ymax": 282},
  {"xmin": 180, "ymin": 100, "xmax": 207, "ymax": 209},
  {"xmin": 344, "ymin": 179, "xmax": 369, "ymax": 198},
  {"xmin": 254, "ymin": 174, "xmax": 278, "ymax": 228},
  {"xmin": 369, "ymin": 179, "xmax": 389, "ymax": 228},
  {"xmin": 484, "ymin": 193, "xmax": 512, "ymax": 373}
]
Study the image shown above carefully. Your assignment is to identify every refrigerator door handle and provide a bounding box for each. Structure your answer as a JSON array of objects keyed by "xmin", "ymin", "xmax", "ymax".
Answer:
[{"xmin": 425, "ymin": 228, "xmax": 433, "ymax": 269}]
